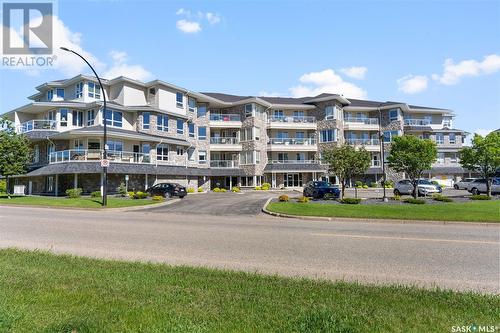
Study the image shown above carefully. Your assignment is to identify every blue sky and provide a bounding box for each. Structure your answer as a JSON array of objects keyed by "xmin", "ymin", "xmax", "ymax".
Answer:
[{"xmin": 1, "ymin": 0, "xmax": 499, "ymax": 135}]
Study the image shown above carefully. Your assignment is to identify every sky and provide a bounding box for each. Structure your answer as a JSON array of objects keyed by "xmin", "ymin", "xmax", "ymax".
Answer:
[{"xmin": 1, "ymin": 0, "xmax": 499, "ymax": 136}]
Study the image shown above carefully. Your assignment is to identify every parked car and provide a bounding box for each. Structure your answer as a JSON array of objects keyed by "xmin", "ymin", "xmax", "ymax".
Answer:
[
  {"xmin": 303, "ymin": 181, "xmax": 340, "ymax": 199},
  {"xmin": 467, "ymin": 178, "xmax": 500, "ymax": 195},
  {"xmin": 393, "ymin": 179, "xmax": 442, "ymax": 196},
  {"xmin": 146, "ymin": 182, "xmax": 187, "ymax": 198},
  {"xmin": 454, "ymin": 178, "xmax": 477, "ymax": 190}
]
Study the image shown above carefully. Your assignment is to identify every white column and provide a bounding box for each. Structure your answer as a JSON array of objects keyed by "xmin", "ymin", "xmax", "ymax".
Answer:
[
  {"xmin": 272, "ymin": 173, "xmax": 276, "ymax": 188},
  {"xmin": 55, "ymin": 174, "xmax": 59, "ymax": 196},
  {"xmin": 28, "ymin": 181, "xmax": 32, "ymax": 195},
  {"xmin": 100, "ymin": 172, "xmax": 104, "ymax": 196},
  {"xmin": 73, "ymin": 173, "xmax": 78, "ymax": 189},
  {"xmin": 229, "ymin": 177, "xmax": 232, "ymax": 189},
  {"xmin": 145, "ymin": 174, "xmax": 148, "ymax": 191}
]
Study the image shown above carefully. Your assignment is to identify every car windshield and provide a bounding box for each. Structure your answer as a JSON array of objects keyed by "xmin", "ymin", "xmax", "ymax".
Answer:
[
  {"xmin": 314, "ymin": 181, "xmax": 330, "ymax": 187},
  {"xmin": 464, "ymin": 179, "xmax": 475, "ymax": 182},
  {"xmin": 417, "ymin": 180, "xmax": 433, "ymax": 185}
]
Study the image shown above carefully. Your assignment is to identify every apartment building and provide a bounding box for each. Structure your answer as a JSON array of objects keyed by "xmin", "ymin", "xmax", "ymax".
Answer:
[{"xmin": 4, "ymin": 75, "xmax": 468, "ymax": 195}]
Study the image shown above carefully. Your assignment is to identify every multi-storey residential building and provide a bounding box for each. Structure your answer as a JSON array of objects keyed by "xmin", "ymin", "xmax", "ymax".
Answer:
[{"xmin": 3, "ymin": 75, "xmax": 468, "ymax": 195}]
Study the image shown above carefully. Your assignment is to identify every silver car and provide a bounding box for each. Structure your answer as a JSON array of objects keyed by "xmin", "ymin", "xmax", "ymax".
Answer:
[
  {"xmin": 394, "ymin": 179, "xmax": 442, "ymax": 196},
  {"xmin": 467, "ymin": 178, "xmax": 500, "ymax": 195},
  {"xmin": 454, "ymin": 178, "xmax": 477, "ymax": 190}
]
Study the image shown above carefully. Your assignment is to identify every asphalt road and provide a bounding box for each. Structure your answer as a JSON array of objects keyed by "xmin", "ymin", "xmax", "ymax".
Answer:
[{"xmin": 1, "ymin": 195, "xmax": 498, "ymax": 294}]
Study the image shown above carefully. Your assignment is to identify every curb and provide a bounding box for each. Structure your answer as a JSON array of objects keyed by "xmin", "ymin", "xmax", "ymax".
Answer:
[{"xmin": 261, "ymin": 199, "xmax": 499, "ymax": 226}]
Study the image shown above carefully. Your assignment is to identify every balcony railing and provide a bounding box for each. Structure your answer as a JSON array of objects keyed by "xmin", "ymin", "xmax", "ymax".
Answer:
[
  {"xmin": 404, "ymin": 119, "xmax": 431, "ymax": 126},
  {"xmin": 346, "ymin": 138, "xmax": 380, "ymax": 146},
  {"xmin": 268, "ymin": 138, "xmax": 317, "ymax": 145},
  {"xmin": 209, "ymin": 114, "xmax": 241, "ymax": 122},
  {"xmin": 210, "ymin": 160, "xmax": 239, "ymax": 168},
  {"xmin": 268, "ymin": 115, "xmax": 316, "ymax": 123},
  {"xmin": 345, "ymin": 117, "xmax": 378, "ymax": 125},
  {"xmin": 49, "ymin": 149, "xmax": 151, "ymax": 164},
  {"xmin": 18, "ymin": 120, "xmax": 57, "ymax": 133},
  {"xmin": 210, "ymin": 137, "xmax": 240, "ymax": 145},
  {"xmin": 371, "ymin": 160, "xmax": 381, "ymax": 167},
  {"xmin": 269, "ymin": 160, "xmax": 319, "ymax": 164}
]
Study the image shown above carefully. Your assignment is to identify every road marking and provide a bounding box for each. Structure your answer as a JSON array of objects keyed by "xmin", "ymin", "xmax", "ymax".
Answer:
[{"xmin": 310, "ymin": 233, "xmax": 500, "ymax": 245}]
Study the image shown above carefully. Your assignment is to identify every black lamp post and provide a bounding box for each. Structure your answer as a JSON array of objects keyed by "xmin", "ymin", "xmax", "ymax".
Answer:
[
  {"xmin": 60, "ymin": 47, "xmax": 108, "ymax": 206},
  {"xmin": 377, "ymin": 106, "xmax": 388, "ymax": 202}
]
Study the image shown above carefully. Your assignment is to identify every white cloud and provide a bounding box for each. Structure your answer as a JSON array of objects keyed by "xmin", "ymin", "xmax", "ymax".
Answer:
[
  {"xmin": 289, "ymin": 69, "xmax": 367, "ymax": 99},
  {"xmin": 103, "ymin": 50, "xmax": 152, "ymax": 81},
  {"xmin": 432, "ymin": 54, "xmax": 500, "ymax": 85},
  {"xmin": 176, "ymin": 8, "xmax": 190, "ymax": 16},
  {"xmin": 205, "ymin": 12, "xmax": 221, "ymax": 25},
  {"xmin": 176, "ymin": 19, "xmax": 202, "ymax": 34},
  {"xmin": 340, "ymin": 66, "xmax": 367, "ymax": 80},
  {"xmin": 397, "ymin": 74, "xmax": 428, "ymax": 94}
]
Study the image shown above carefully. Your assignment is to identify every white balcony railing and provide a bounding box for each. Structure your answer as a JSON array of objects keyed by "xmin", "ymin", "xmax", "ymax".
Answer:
[
  {"xmin": 269, "ymin": 160, "xmax": 319, "ymax": 164},
  {"xmin": 268, "ymin": 116, "xmax": 316, "ymax": 123},
  {"xmin": 268, "ymin": 138, "xmax": 317, "ymax": 145},
  {"xmin": 345, "ymin": 117, "xmax": 378, "ymax": 125},
  {"xmin": 346, "ymin": 138, "xmax": 380, "ymax": 145},
  {"xmin": 210, "ymin": 160, "xmax": 239, "ymax": 168},
  {"xmin": 18, "ymin": 120, "xmax": 57, "ymax": 133},
  {"xmin": 404, "ymin": 119, "xmax": 431, "ymax": 126},
  {"xmin": 210, "ymin": 137, "xmax": 240, "ymax": 145},
  {"xmin": 49, "ymin": 149, "xmax": 151, "ymax": 164},
  {"xmin": 209, "ymin": 114, "xmax": 241, "ymax": 122}
]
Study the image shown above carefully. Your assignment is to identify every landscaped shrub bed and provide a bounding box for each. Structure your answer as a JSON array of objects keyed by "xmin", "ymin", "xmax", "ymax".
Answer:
[
  {"xmin": 232, "ymin": 187, "xmax": 240, "ymax": 192},
  {"xmin": 151, "ymin": 195, "xmax": 164, "ymax": 202},
  {"xmin": 65, "ymin": 188, "xmax": 82, "ymax": 198},
  {"xmin": 278, "ymin": 195, "xmax": 289, "ymax": 202},
  {"xmin": 132, "ymin": 191, "xmax": 148, "ymax": 199},
  {"xmin": 432, "ymin": 194, "xmax": 453, "ymax": 202},
  {"xmin": 403, "ymin": 198, "xmax": 425, "ymax": 204},
  {"xmin": 470, "ymin": 195, "xmax": 491, "ymax": 200},
  {"xmin": 187, "ymin": 188, "xmax": 195, "ymax": 193},
  {"xmin": 296, "ymin": 196, "xmax": 309, "ymax": 203},
  {"xmin": 339, "ymin": 198, "xmax": 361, "ymax": 204},
  {"xmin": 90, "ymin": 191, "xmax": 101, "ymax": 198}
]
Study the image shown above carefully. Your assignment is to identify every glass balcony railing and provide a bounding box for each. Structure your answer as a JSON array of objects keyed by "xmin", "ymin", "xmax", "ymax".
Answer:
[
  {"xmin": 268, "ymin": 138, "xmax": 317, "ymax": 145},
  {"xmin": 346, "ymin": 138, "xmax": 380, "ymax": 145},
  {"xmin": 268, "ymin": 116, "xmax": 316, "ymax": 123},
  {"xmin": 209, "ymin": 160, "xmax": 239, "ymax": 168},
  {"xmin": 404, "ymin": 119, "xmax": 431, "ymax": 126},
  {"xmin": 268, "ymin": 160, "xmax": 319, "ymax": 164},
  {"xmin": 49, "ymin": 149, "xmax": 151, "ymax": 164},
  {"xmin": 209, "ymin": 114, "xmax": 241, "ymax": 122},
  {"xmin": 18, "ymin": 120, "xmax": 57, "ymax": 133},
  {"xmin": 344, "ymin": 117, "xmax": 378, "ymax": 125},
  {"xmin": 210, "ymin": 137, "xmax": 240, "ymax": 144}
]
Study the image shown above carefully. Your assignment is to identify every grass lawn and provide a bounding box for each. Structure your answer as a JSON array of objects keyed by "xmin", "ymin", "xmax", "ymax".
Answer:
[
  {"xmin": 0, "ymin": 249, "xmax": 498, "ymax": 332},
  {"xmin": 267, "ymin": 201, "xmax": 500, "ymax": 222},
  {"xmin": 0, "ymin": 195, "xmax": 157, "ymax": 208}
]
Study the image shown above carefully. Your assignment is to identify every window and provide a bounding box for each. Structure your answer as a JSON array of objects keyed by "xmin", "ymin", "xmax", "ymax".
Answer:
[
  {"xmin": 245, "ymin": 104, "xmax": 254, "ymax": 117},
  {"xmin": 443, "ymin": 116, "xmax": 452, "ymax": 128},
  {"xmin": 437, "ymin": 152, "xmax": 445, "ymax": 164},
  {"xmin": 294, "ymin": 110, "xmax": 305, "ymax": 118},
  {"xmin": 188, "ymin": 123, "xmax": 195, "ymax": 138},
  {"xmin": 176, "ymin": 146, "xmax": 185, "ymax": 155},
  {"xmin": 449, "ymin": 133, "xmax": 456, "ymax": 144},
  {"xmin": 241, "ymin": 176, "xmax": 254, "ymax": 187},
  {"xmin": 320, "ymin": 129, "xmax": 335, "ymax": 142},
  {"xmin": 197, "ymin": 105, "xmax": 207, "ymax": 117},
  {"xmin": 383, "ymin": 130, "xmax": 399, "ymax": 142},
  {"xmin": 177, "ymin": 119, "xmax": 184, "ymax": 134},
  {"xmin": 157, "ymin": 115, "xmax": 168, "ymax": 131},
  {"xmin": 87, "ymin": 110, "xmax": 95, "ymax": 126},
  {"xmin": 198, "ymin": 126, "xmax": 207, "ymax": 140},
  {"xmin": 240, "ymin": 128, "xmax": 253, "ymax": 141},
  {"xmin": 74, "ymin": 139, "xmax": 84, "ymax": 150},
  {"xmin": 198, "ymin": 150, "xmax": 207, "ymax": 164},
  {"xmin": 273, "ymin": 109, "xmax": 283, "ymax": 118},
  {"xmin": 278, "ymin": 152, "xmax": 289, "ymax": 161},
  {"xmin": 72, "ymin": 110, "xmax": 83, "ymax": 126},
  {"xmin": 255, "ymin": 151, "xmax": 260, "ymax": 164},
  {"xmin": 435, "ymin": 133, "xmax": 444, "ymax": 144},
  {"xmin": 88, "ymin": 139, "xmax": 100, "ymax": 150},
  {"xmin": 176, "ymin": 92, "xmax": 183, "ymax": 108},
  {"xmin": 240, "ymin": 151, "xmax": 254, "ymax": 165},
  {"xmin": 33, "ymin": 145, "xmax": 39, "ymax": 163},
  {"xmin": 295, "ymin": 132, "xmax": 305, "ymax": 139},
  {"xmin": 47, "ymin": 89, "xmax": 53, "ymax": 101},
  {"xmin": 254, "ymin": 127, "xmax": 261, "ymax": 140},
  {"xmin": 88, "ymin": 82, "xmax": 101, "ymax": 99},
  {"xmin": 107, "ymin": 140, "xmax": 123, "ymax": 152},
  {"xmin": 56, "ymin": 88, "xmax": 64, "ymax": 99},
  {"xmin": 389, "ymin": 109, "xmax": 399, "ymax": 122},
  {"xmin": 75, "ymin": 82, "xmax": 83, "ymax": 98},
  {"xmin": 188, "ymin": 97, "xmax": 196, "ymax": 112},
  {"xmin": 156, "ymin": 144, "xmax": 169, "ymax": 161},
  {"xmin": 142, "ymin": 112, "xmax": 150, "ymax": 130},
  {"xmin": 104, "ymin": 110, "xmax": 123, "ymax": 127},
  {"xmin": 325, "ymin": 106, "xmax": 336, "ymax": 120},
  {"xmin": 187, "ymin": 148, "xmax": 195, "ymax": 161},
  {"xmin": 60, "ymin": 109, "xmax": 68, "ymax": 127},
  {"xmin": 450, "ymin": 153, "xmax": 458, "ymax": 163},
  {"xmin": 47, "ymin": 143, "xmax": 55, "ymax": 160}
]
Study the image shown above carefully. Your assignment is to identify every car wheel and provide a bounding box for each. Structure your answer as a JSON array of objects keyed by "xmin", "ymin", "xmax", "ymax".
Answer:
[
  {"xmin": 179, "ymin": 195, "xmax": 185, "ymax": 199},
  {"xmin": 323, "ymin": 193, "xmax": 333, "ymax": 200},
  {"xmin": 393, "ymin": 189, "xmax": 401, "ymax": 196},
  {"xmin": 471, "ymin": 188, "xmax": 479, "ymax": 195},
  {"xmin": 453, "ymin": 184, "xmax": 459, "ymax": 189},
  {"xmin": 164, "ymin": 192, "xmax": 172, "ymax": 199}
]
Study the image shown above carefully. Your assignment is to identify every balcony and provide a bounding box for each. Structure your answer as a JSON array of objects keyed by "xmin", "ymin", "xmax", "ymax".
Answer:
[
  {"xmin": 209, "ymin": 114, "xmax": 242, "ymax": 128},
  {"xmin": 209, "ymin": 137, "xmax": 242, "ymax": 151},
  {"xmin": 344, "ymin": 117, "xmax": 379, "ymax": 130},
  {"xmin": 210, "ymin": 160, "xmax": 239, "ymax": 168},
  {"xmin": 346, "ymin": 138, "xmax": 380, "ymax": 151},
  {"xmin": 17, "ymin": 120, "xmax": 57, "ymax": 133},
  {"xmin": 267, "ymin": 138, "xmax": 317, "ymax": 151},
  {"xmin": 268, "ymin": 160, "xmax": 319, "ymax": 164},
  {"xmin": 49, "ymin": 149, "xmax": 152, "ymax": 164},
  {"xmin": 267, "ymin": 116, "xmax": 316, "ymax": 129},
  {"xmin": 404, "ymin": 119, "xmax": 431, "ymax": 126}
]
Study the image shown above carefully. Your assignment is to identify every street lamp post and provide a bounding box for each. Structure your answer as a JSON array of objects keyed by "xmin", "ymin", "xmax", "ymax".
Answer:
[
  {"xmin": 377, "ymin": 106, "xmax": 388, "ymax": 202},
  {"xmin": 60, "ymin": 47, "xmax": 108, "ymax": 206}
]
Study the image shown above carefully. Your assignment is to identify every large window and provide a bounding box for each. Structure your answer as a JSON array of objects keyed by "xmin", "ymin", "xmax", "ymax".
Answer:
[
  {"xmin": 75, "ymin": 82, "xmax": 83, "ymax": 98},
  {"xmin": 197, "ymin": 105, "xmax": 207, "ymax": 117},
  {"xmin": 87, "ymin": 110, "xmax": 95, "ymax": 126},
  {"xmin": 198, "ymin": 150, "xmax": 207, "ymax": 164},
  {"xmin": 60, "ymin": 109, "xmax": 68, "ymax": 127},
  {"xmin": 198, "ymin": 126, "xmax": 207, "ymax": 140},
  {"xmin": 142, "ymin": 112, "xmax": 150, "ymax": 130},
  {"xmin": 383, "ymin": 130, "xmax": 399, "ymax": 142},
  {"xmin": 104, "ymin": 110, "xmax": 123, "ymax": 127},
  {"xmin": 449, "ymin": 133, "xmax": 456, "ymax": 144},
  {"xmin": 88, "ymin": 82, "xmax": 101, "ymax": 99},
  {"xmin": 188, "ymin": 123, "xmax": 195, "ymax": 137},
  {"xmin": 47, "ymin": 89, "xmax": 53, "ymax": 101},
  {"xmin": 325, "ymin": 106, "xmax": 336, "ymax": 120},
  {"xmin": 320, "ymin": 129, "xmax": 335, "ymax": 142},
  {"xmin": 56, "ymin": 88, "xmax": 64, "ymax": 99},
  {"xmin": 74, "ymin": 139, "xmax": 84, "ymax": 150},
  {"xmin": 435, "ymin": 133, "xmax": 444, "ymax": 144},
  {"xmin": 156, "ymin": 144, "xmax": 169, "ymax": 161},
  {"xmin": 72, "ymin": 110, "xmax": 83, "ymax": 127},
  {"xmin": 389, "ymin": 109, "xmax": 399, "ymax": 122},
  {"xmin": 107, "ymin": 140, "xmax": 123, "ymax": 152},
  {"xmin": 188, "ymin": 97, "xmax": 196, "ymax": 112},
  {"xmin": 33, "ymin": 145, "xmax": 39, "ymax": 163},
  {"xmin": 176, "ymin": 92, "xmax": 183, "ymax": 108},
  {"xmin": 240, "ymin": 128, "xmax": 253, "ymax": 141},
  {"xmin": 177, "ymin": 119, "xmax": 184, "ymax": 134},
  {"xmin": 240, "ymin": 151, "xmax": 254, "ymax": 165},
  {"xmin": 443, "ymin": 116, "xmax": 452, "ymax": 128},
  {"xmin": 157, "ymin": 114, "xmax": 168, "ymax": 131},
  {"xmin": 245, "ymin": 104, "xmax": 254, "ymax": 117}
]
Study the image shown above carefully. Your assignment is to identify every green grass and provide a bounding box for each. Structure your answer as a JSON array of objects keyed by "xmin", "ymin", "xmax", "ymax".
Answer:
[
  {"xmin": 0, "ymin": 195, "xmax": 157, "ymax": 208},
  {"xmin": 267, "ymin": 201, "xmax": 500, "ymax": 222},
  {"xmin": 0, "ymin": 249, "xmax": 498, "ymax": 332}
]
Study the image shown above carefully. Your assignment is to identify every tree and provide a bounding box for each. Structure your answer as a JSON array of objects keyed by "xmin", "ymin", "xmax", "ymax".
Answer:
[
  {"xmin": 0, "ymin": 118, "xmax": 32, "ymax": 197},
  {"xmin": 322, "ymin": 145, "xmax": 371, "ymax": 199},
  {"xmin": 387, "ymin": 135, "xmax": 437, "ymax": 198},
  {"xmin": 459, "ymin": 132, "xmax": 500, "ymax": 197}
]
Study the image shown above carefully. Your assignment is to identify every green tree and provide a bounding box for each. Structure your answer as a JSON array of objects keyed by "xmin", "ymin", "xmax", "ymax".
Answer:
[
  {"xmin": 322, "ymin": 145, "xmax": 371, "ymax": 199},
  {"xmin": 0, "ymin": 118, "xmax": 32, "ymax": 197},
  {"xmin": 387, "ymin": 135, "xmax": 437, "ymax": 198},
  {"xmin": 459, "ymin": 132, "xmax": 500, "ymax": 197}
]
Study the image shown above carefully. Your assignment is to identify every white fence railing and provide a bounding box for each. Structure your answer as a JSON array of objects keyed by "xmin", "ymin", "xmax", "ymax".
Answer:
[
  {"xmin": 345, "ymin": 117, "xmax": 378, "ymax": 125},
  {"xmin": 18, "ymin": 120, "xmax": 57, "ymax": 133},
  {"xmin": 404, "ymin": 119, "xmax": 431, "ymax": 126},
  {"xmin": 209, "ymin": 160, "xmax": 239, "ymax": 168},
  {"xmin": 346, "ymin": 138, "xmax": 380, "ymax": 145},
  {"xmin": 268, "ymin": 116, "xmax": 316, "ymax": 123},
  {"xmin": 49, "ymin": 149, "xmax": 152, "ymax": 164},
  {"xmin": 268, "ymin": 138, "xmax": 317, "ymax": 145},
  {"xmin": 210, "ymin": 137, "xmax": 240, "ymax": 144},
  {"xmin": 209, "ymin": 114, "xmax": 241, "ymax": 122},
  {"xmin": 269, "ymin": 160, "xmax": 319, "ymax": 164}
]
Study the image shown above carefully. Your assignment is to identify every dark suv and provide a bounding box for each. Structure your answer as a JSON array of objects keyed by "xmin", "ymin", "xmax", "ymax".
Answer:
[
  {"xmin": 146, "ymin": 183, "xmax": 187, "ymax": 198},
  {"xmin": 303, "ymin": 181, "xmax": 340, "ymax": 199}
]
